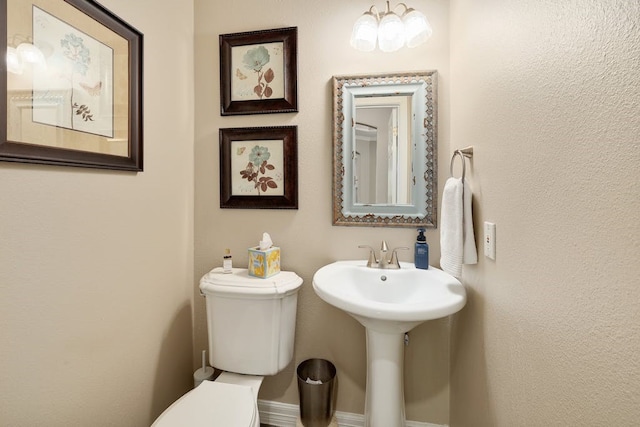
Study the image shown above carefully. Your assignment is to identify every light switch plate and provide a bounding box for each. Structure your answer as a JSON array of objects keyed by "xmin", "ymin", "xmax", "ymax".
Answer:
[{"xmin": 484, "ymin": 222, "xmax": 496, "ymax": 260}]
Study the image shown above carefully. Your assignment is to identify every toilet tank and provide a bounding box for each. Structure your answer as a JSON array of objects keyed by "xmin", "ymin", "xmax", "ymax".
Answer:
[{"xmin": 199, "ymin": 268, "xmax": 303, "ymax": 376}]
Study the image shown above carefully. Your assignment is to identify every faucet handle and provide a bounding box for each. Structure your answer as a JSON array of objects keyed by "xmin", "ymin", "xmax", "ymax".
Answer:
[
  {"xmin": 389, "ymin": 247, "xmax": 410, "ymax": 268},
  {"xmin": 358, "ymin": 245, "xmax": 378, "ymax": 267}
]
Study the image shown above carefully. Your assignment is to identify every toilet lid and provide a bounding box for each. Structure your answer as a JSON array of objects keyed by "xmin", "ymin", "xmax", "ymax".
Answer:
[
  {"xmin": 152, "ymin": 381, "xmax": 256, "ymax": 427},
  {"xmin": 200, "ymin": 268, "xmax": 303, "ymax": 297}
]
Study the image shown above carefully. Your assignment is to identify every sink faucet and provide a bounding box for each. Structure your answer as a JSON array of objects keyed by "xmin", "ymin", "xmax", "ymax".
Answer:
[
  {"xmin": 378, "ymin": 240, "xmax": 389, "ymax": 268},
  {"xmin": 358, "ymin": 241, "xmax": 409, "ymax": 269}
]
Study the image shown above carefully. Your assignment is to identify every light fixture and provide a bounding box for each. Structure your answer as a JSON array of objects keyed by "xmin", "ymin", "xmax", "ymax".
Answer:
[
  {"xmin": 5, "ymin": 35, "xmax": 47, "ymax": 75},
  {"xmin": 6, "ymin": 47, "xmax": 23, "ymax": 74},
  {"xmin": 350, "ymin": 1, "xmax": 432, "ymax": 52}
]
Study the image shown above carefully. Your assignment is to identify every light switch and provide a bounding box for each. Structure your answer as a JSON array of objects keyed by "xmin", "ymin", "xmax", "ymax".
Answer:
[{"xmin": 484, "ymin": 222, "xmax": 496, "ymax": 260}]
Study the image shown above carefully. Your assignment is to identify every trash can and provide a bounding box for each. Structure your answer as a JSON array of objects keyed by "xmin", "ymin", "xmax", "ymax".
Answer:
[{"xmin": 297, "ymin": 358, "xmax": 337, "ymax": 427}]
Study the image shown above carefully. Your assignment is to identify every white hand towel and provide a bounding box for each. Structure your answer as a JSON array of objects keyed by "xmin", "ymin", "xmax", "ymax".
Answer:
[{"xmin": 440, "ymin": 177, "xmax": 477, "ymax": 277}]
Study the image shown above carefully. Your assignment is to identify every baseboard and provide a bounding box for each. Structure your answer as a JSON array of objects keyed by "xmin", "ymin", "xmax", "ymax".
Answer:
[{"xmin": 258, "ymin": 399, "xmax": 447, "ymax": 427}]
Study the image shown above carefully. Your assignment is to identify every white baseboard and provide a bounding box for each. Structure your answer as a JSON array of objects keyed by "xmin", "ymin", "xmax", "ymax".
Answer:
[{"xmin": 257, "ymin": 399, "xmax": 447, "ymax": 427}]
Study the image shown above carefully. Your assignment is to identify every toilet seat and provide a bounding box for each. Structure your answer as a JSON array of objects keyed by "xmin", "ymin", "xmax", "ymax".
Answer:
[{"xmin": 152, "ymin": 380, "xmax": 256, "ymax": 427}]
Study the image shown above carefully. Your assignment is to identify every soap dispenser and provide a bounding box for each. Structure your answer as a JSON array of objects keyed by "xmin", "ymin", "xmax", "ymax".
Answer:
[{"xmin": 415, "ymin": 228, "xmax": 429, "ymax": 269}]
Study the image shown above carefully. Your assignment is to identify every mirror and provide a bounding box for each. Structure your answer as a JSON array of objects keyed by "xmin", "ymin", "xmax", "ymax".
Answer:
[
  {"xmin": 354, "ymin": 95, "xmax": 412, "ymax": 205},
  {"xmin": 332, "ymin": 71, "xmax": 437, "ymax": 227}
]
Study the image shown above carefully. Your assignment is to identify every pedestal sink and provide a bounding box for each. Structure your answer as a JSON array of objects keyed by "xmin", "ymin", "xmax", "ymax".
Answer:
[{"xmin": 312, "ymin": 260, "xmax": 466, "ymax": 427}]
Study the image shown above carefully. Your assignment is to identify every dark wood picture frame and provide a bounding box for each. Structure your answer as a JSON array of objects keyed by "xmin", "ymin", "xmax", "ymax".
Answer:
[
  {"xmin": 1, "ymin": 0, "xmax": 143, "ymax": 171},
  {"xmin": 220, "ymin": 126, "xmax": 298, "ymax": 209},
  {"xmin": 220, "ymin": 27, "xmax": 297, "ymax": 116}
]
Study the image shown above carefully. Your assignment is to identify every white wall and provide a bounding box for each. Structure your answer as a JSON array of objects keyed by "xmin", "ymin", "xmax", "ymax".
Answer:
[
  {"xmin": 0, "ymin": 1, "xmax": 195, "ymax": 425},
  {"xmin": 194, "ymin": 0, "xmax": 453, "ymax": 423},
  {"xmin": 449, "ymin": 0, "xmax": 640, "ymax": 425}
]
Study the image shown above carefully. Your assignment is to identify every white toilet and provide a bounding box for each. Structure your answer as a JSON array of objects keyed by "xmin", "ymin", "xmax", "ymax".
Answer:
[{"xmin": 152, "ymin": 267, "xmax": 303, "ymax": 427}]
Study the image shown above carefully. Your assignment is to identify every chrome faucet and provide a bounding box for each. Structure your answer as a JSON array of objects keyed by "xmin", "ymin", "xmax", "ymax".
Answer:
[{"xmin": 359, "ymin": 241, "xmax": 409, "ymax": 269}]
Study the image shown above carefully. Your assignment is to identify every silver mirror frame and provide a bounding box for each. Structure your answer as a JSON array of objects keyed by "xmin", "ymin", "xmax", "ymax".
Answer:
[{"xmin": 332, "ymin": 71, "xmax": 438, "ymax": 227}]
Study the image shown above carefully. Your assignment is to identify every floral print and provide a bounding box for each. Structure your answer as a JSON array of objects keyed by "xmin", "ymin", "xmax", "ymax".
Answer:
[
  {"xmin": 240, "ymin": 145, "xmax": 278, "ymax": 195},
  {"xmin": 243, "ymin": 46, "xmax": 270, "ymax": 72},
  {"xmin": 61, "ymin": 33, "xmax": 90, "ymax": 76},
  {"xmin": 242, "ymin": 45, "xmax": 275, "ymax": 99},
  {"xmin": 61, "ymin": 33, "xmax": 94, "ymax": 125},
  {"xmin": 249, "ymin": 145, "xmax": 271, "ymax": 165}
]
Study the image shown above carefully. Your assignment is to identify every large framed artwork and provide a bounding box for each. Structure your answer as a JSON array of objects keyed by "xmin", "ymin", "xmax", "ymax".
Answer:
[
  {"xmin": 219, "ymin": 126, "xmax": 298, "ymax": 209},
  {"xmin": 219, "ymin": 27, "xmax": 297, "ymax": 116},
  {"xmin": 1, "ymin": 0, "xmax": 143, "ymax": 171}
]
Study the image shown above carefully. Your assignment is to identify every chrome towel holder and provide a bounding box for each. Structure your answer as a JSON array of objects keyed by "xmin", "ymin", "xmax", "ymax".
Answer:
[{"xmin": 450, "ymin": 146, "xmax": 474, "ymax": 182}]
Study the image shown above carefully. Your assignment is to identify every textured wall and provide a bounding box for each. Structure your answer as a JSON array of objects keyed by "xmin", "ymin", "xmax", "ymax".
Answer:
[
  {"xmin": 194, "ymin": 0, "xmax": 453, "ymax": 423},
  {"xmin": 0, "ymin": 1, "xmax": 195, "ymax": 425},
  {"xmin": 449, "ymin": 0, "xmax": 640, "ymax": 425}
]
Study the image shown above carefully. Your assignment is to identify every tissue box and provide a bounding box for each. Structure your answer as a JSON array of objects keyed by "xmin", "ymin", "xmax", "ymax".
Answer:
[{"xmin": 248, "ymin": 246, "xmax": 281, "ymax": 278}]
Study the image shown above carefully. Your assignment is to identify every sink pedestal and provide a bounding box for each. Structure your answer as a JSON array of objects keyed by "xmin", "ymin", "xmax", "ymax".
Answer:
[
  {"xmin": 312, "ymin": 261, "xmax": 467, "ymax": 427},
  {"xmin": 364, "ymin": 329, "xmax": 406, "ymax": 427}
]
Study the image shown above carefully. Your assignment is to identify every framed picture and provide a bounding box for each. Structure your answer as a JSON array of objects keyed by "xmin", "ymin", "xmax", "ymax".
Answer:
[
  {"xmin": 1, "ymin": 0, "xmax": 143, "ymax": 171},
  {"xmin": 219, "ymin": 27, "xmax": 297, "ymax": 116},
  {"xmin": 220, "ymin": 126, "xmax": 298, "ymax": 209}
]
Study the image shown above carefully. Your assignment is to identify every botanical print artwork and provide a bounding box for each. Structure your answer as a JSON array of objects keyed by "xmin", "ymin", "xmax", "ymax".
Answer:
[
  {"xmin": 32, "ymin": 6, "xmax": 114, "ymax": 137},
  {"xmin": 231, "ymin": 139, "xmax": 285, "ymax": 196},
  {"xmin": 230, "ymin": 42, "xmax": 284, "ymax": 101}
]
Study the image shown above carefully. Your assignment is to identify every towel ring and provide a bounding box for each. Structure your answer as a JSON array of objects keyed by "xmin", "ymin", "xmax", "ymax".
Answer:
[{"xmin": 449, "ymin": 146, "xmax": 474, "ymax": 182}]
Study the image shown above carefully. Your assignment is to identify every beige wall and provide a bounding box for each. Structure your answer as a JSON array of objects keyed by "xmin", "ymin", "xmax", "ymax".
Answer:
[
  {"xmin": 449, "ymin": 0, "xmax": 640, "ymax": 425},
  {"xmin": 0, "ymin": 1, "xmax": 195, "ymax": 425},
  {"xmin": 4, "ymin": 0, "xmax": 638, "ymax": 425},
  {"xmin": 194, "ymin": 0, "xmax": 452, "ymax": 423}
]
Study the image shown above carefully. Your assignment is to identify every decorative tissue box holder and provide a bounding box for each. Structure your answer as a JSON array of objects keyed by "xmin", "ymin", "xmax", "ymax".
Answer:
[{"xmin": 248, "ymin": 246, "xmax": 281, "ymax": 278}]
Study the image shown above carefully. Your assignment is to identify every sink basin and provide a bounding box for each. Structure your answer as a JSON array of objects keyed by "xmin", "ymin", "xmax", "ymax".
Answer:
[
  {"xmin": 312, "ymin": 260, "xmax": 466, "ymax": 332},
  {"xmin": 312, "ymin": 260, "xmax": 466, "ymax": 427}
]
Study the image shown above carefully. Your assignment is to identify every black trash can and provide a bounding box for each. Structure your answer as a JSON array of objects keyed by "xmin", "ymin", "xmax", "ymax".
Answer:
[{"xmin": 297, "ymin": 359, "xmax": 337, "ymax": 427}]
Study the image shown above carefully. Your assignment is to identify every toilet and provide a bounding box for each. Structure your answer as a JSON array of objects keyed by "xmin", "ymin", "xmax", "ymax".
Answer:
[{"xmin": 152, "ymin": 267, "xmax": 303, "ymax": 427}]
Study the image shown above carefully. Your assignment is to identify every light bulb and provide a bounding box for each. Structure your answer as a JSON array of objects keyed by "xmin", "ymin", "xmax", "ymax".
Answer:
[
  {"xmin": 6, "ymin": 46, "xmax": 23, "ymax": 74},
  {"xmin": 402, "ymin": 8, "xmax": 432, "ymax": 48},
  {"xmin": 377, "ymin": 12, "xmax": 405, "ymax": 52},
  {"xmin": 350, "ymin": 12, "xmax": 378, "ymax": 52},
  {"xmin": 17, "ymin": 42, "xmax": 45, "ymax": 66}
]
